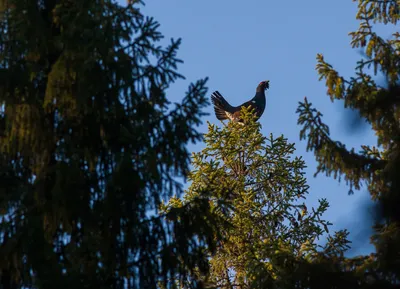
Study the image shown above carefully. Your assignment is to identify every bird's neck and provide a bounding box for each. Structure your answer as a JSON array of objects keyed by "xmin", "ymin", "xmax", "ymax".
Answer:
[
  {"xmin": 256, "ymin": 86, "xmax": 265, "ymax": 93},
  {"xmin": 252, "ymin": 91, "xmax": 266, "ymax": 105}
]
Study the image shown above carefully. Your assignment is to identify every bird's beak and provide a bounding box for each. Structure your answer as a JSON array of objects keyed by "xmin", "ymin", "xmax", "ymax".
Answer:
[{"xmin": 265, "ymin": 81, "xmax": 269, "ymax": 90}]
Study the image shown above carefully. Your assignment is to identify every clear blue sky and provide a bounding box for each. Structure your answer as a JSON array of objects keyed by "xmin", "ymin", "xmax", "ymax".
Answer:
[{"xmin": 122, "ymin": 0, "xmax": 395, "ymax": 256}]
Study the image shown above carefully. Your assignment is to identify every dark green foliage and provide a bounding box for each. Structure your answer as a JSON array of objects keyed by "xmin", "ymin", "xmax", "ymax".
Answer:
[
  {"xmin": 0, "ymin": 1, "xmax": 217, "ymax": 288},
  {"xmin": 296, "ymin": 0, "xmax": 400, "ymax": 285}
]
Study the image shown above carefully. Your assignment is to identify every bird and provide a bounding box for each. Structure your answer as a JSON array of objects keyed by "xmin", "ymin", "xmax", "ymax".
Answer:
[{"xmin": 211, "ymin": 80, "xmax": 269, "ymax": 123}]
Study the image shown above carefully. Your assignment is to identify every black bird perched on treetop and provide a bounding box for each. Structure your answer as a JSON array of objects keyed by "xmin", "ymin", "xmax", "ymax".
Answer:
[{"xmin": 211, "ymin": 80, "xmax": 269, "ymax": 123}]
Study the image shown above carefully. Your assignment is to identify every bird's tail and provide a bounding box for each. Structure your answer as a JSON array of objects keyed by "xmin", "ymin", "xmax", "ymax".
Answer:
[{"xmin": 211, "ymin": 91, "xmax": 232, "ymax": 121}]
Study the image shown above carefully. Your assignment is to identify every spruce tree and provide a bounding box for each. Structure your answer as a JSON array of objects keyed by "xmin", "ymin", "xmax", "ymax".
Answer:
[
  {"xmin": 296, "ymin": 0, "xmax": 400, "ymax": 285},
  {"xmin": 0, "ymin": 1, "xmax": 217, "ymax": 288},
  {"xmin": 162, "ymin": 109, "xmax": 364, "ymax": 289}
]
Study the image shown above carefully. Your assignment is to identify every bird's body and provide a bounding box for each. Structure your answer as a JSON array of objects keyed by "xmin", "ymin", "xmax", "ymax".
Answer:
[{"xmin": 211, "ymin": 81, "xmax": 269, "ymax": 123}]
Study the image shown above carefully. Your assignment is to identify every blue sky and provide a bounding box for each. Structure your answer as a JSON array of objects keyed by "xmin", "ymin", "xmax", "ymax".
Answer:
[{"xmin": 124, "ymin": 0, "xmax": 396, "ymax": 256}]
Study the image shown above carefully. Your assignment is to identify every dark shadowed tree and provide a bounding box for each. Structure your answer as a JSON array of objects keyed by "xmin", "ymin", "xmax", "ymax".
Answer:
[
  {"xmin": 0, "ymin": 1, "xmax": 219, "ymax": 288},
  {"xmin": 297, "ymin": 0, "xmax": 400, "ymax": 286}
]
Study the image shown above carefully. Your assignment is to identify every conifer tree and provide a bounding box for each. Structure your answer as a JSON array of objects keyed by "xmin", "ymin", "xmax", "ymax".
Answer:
[
  {"xmin": 0, "ymin": 1, "xmax": 218, "ymax": 288},
  {"xmin": 296, "ymin": 0, "xmax": 400, "ymax": 285},
  {"xmin": 162, "ymin": 109, "xmax": 365, "ymax": 289}
]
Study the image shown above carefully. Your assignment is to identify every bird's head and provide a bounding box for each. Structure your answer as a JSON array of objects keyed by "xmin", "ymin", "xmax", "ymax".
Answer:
[{"xmin": 257, "ymin": 80, "xmax": 270, "ymax": 91}]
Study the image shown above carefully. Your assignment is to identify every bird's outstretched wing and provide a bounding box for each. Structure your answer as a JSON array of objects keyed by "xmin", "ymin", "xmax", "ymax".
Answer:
[{"xmin": 211, "ymin": 91, "xmax": 234, "ymax": 121}]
